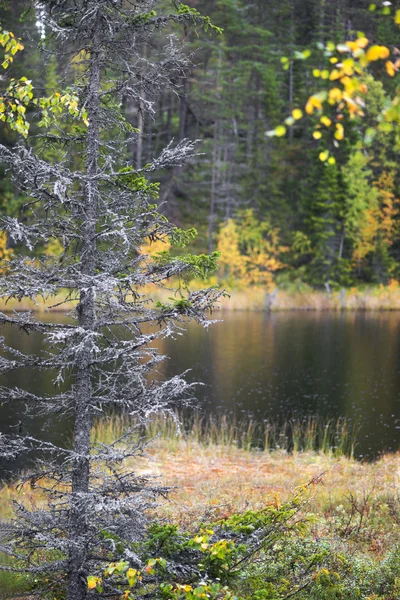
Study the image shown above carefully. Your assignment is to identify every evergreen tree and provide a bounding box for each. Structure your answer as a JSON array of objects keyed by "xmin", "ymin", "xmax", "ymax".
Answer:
[{"xmin": 0, "ymin": 2, "xmax": 221, "ymax": 599}]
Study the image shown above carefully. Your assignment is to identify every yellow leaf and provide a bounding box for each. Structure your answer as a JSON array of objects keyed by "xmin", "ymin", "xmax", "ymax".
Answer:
[
  {"xmin": 385, "ymin": 61, "xmax": 396, "ymax": 76},
  {"xmin": 319, "ymin": 151, "xmax": 329, "ymax": 162},
  {"xmin": 366, "ymin": 45, "xmax": 381, "ymax": 61},
  {"xmin": 292, "ymin": 108, "xmax": 303, "ymax": 120},
  {"xmin": 356, "ymin": 37, "xmax": 369, "ymax": 49},
  {"xmin": 366, "ymin": 45, "xmax": 389, "ymax": 61},
  {"xmin": 329, "ymin": 69, "xmax": 341, "ymax": 81},
  {"xmin": 312, "ymin": 69, "xmax": 320, "ymax": 77},
  {"xmin": 395, "ymin": 9, "xmax": 400, "ymax": 25},
  {"xmin": 328, "ymin": 157, "xmax": 336, "ymax": 165},
  {"xmin": 345, "ymin": 98, "xmax": 359, "ymax": 115},
  {"xmin": 320, "ymin": 69, "xmax": 330, "ymax": 79},
  {"xmin": 334, "ymin": 123, "xmax": 344, "ymax": 140},
  {"xmin": 313, "ymin": 131, "xmax": 322, "ymax": 139},
  {"xmin": 275, "ymin": 125, "xmax": 286, "ymax": 137},
  {"xmin": 346, "ymin": 41, "xmax": 358, "ymax": 53},
  {"xmin": 305, "ymin": 99, "xmax": 314, "ymax": 114},
  {"xmin": 342, "ymin": 58, "xmax": 355, "ymax": 75},
  {"xmin": 328, "ymin": 88, "xmax": 342, "ymax": 104},
  {"xmin": 330, "ymin": 57, "xmax": 338, "ymax": 64},
  {"xmin": 305, "ymin": 95, "xmax": 323, "ymax": 115},
  {"xmin": 87, "ymin": 576, "xmax": 101, "ymax": 590},
  {"xmin": 379, "ymin": 46, "xmax": 390, "ymax": 59},
  {"xmin": 320, "ymin": 116, "xmax": 332, "ymax": 127},
  {"xmin": 126, "ymin": 568, "xmax": 137, "ymax": 580}
]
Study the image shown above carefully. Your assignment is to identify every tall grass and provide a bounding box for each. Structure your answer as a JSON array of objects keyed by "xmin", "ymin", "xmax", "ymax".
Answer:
[
  {"xmin": 3, "ymin": 282, "xmax": 400, "ymax": 312},
  {"xmin": 91, "ymin": 412, "xmax": 357, "ymax": 457}
]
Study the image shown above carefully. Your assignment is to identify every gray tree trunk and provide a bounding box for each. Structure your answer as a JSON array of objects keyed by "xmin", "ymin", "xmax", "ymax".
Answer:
[{"xmin": 67, "ymin": 25, "xmax": 100, "ymax": 600}]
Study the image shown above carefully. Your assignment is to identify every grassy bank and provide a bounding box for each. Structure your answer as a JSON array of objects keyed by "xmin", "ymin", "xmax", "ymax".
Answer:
[
  {"xmin": 88, "ymin": 414, "xmax": 389, "ymax": 524},
  {"xmin": 0, "ymin": 413, "xmax": 377, "ymax": 524},
  {"xmin": 3, "ymin": 282, "xmax": 400, "ymax": 312},
  {"xmin": 1, "ymin": 416, "xmax": 400, "ymax": 598}
]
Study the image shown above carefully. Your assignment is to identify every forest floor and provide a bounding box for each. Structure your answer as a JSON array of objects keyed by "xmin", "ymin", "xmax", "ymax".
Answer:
[
  {"xmin": 1, "ymin": 437, "xmax": 400, "ymax": 598},
  {"xmin": 129, "ymin": 440, "xmax": 400, "ymax": 540},
  {"xmin": 2, "ymin": 438, "xmax": 399, "ymax": 539}
]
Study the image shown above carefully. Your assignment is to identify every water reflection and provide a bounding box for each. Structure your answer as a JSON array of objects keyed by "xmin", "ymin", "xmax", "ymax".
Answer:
[
  {"xmin": 1, "ymin": 311, "xmax": 400, "ymax": 473},
  {"xmin": 159, "ymin": 312, "xmax": 400, "ymax": 458}
]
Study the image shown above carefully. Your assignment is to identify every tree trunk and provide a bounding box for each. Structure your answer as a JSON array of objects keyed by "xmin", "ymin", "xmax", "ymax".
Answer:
[
  {"xmin": 67, "ymin": 27, "xmax": 100, "ymax": 600},
  {"xmin": 208, "ymin": 126, "xmax": 218, "ymax": 253}
]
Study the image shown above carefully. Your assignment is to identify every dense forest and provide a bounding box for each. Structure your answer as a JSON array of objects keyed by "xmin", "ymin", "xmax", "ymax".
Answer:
[
  {"xmin": 2, "ymin": 4, "xmax": 400, "ymax": 600},
  {"xmin": 0, "ymin": 0, "xmax": 399, "ymax": 290}
]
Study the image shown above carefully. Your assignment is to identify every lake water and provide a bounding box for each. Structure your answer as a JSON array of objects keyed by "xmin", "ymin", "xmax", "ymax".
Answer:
[{"xmin": 1, "ymin": 311, "xmax": 400, "ymax": 476}]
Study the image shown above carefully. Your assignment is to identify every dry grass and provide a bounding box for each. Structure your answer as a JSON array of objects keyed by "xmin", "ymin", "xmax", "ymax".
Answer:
[
  {"xmin": 1, "ymin": 417, "xmax": 399, "ymax": 598},
  {"xmin": 2, "ymin": 429, "xmax": 399, "ymax": 532},
  {"xmin": 3, "ymin": 282, "xmax": 400, "ymax": 312},
  {"xmin": 214, "ymin": 283, "xmax": 400, "ymax": 311},
  {"xmin": 125, "ymin": 439, "xmax": 400, "ymax": 528}
]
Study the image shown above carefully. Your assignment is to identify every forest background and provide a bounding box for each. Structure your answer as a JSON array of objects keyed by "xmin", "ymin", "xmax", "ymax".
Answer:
[{"xmin": 1, "ymin": 0, "xmax": 400, "ymax": 299}]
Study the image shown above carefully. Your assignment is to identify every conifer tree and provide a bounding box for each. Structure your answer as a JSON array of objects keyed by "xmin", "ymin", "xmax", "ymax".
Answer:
[{"xmin": 0, "ymin": 2, "xmax": 221, "ymax": 598}]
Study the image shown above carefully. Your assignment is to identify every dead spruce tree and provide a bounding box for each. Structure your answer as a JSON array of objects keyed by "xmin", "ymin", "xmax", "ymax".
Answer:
[{"xmin": 0, "ymin": 2, "xmax": 222, "ymax": 598}]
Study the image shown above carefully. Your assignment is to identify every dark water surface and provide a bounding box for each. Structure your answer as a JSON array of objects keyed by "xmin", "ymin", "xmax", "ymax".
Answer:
[{"xmin": 1, "ymin": 311, "xmax": 400, "ymax": 475}]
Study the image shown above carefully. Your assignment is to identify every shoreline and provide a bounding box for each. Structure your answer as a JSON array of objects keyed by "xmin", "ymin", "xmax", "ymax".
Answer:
[
  {"xmin": 1, "ymin": 437, "xmax": 399, "ymax": 522},
  {"xmin": 2, "ymin": 284, "xmax": 400, "ymax": 312}
]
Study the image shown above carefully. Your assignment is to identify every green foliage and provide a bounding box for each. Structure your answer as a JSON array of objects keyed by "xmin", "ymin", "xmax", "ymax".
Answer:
[
  {"xmin": 88, "ymin": 484, "xmax": 400, "ymax": 600},
  {"xmin": 1, "ymin": 1, "xmax": 400, "ymax": 292},
  {"xmin": 153, "ymin": 251, "xmax": 220, "ymax": 281},
  {"xmin": 176, "ymin": 4, "xmax": 223, "ymax": 34},
  {"xmin": 116, "ymin": 168, "xmax": 160, "ymax": 199},
  {"xmin": 0, "ymin": 75, "xmax": 33, "ymax": 136},
  {"xmin": 35, "ymin": 90, "xmax": 89, "ymax": 128},
  {"xmin": 0, "ymin": 553, "xmax": 32, "ymax": 600},
  {"xmin": 0, "ymin": 26, "xmax": 88, "ymax": 136},
  {"xmin": 0, "ymin": 28, "xmax": 23, "ymax": 69},
  {"xmin": 169, "ymin": 227, "xmax": 197, "ymax": 248}
]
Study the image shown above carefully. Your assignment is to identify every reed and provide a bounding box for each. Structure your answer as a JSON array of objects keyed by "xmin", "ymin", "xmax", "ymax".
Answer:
[
  {"xmin": 91, "ymin": 411, "xmax": 357, "ymax": 457},
  {"xmin": 3, "ymin": 281, "xmax": 400, "ymax": 313}
]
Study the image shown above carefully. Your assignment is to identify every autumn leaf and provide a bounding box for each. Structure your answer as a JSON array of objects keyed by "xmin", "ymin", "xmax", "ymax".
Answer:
[
  {"xmin": 320, "ymin": 116, "xmax": 332, "ymax": 127},
  {"xmin": 319, "ymin": 151, "xmax": 329, "ymax": 162},
  {"xmin": 275, "ymin": 125, "xmax": 286, "ymax": 137},
  {"xmin": 385, "ymin": 61, "xmax": 396, "ymax": 76},
  {"xmin": 87, "ymin": 576, "xmax": 101, "ymax": 590},
  {"xmin": 328, "ymin": 88, "xmax": 343, "ymax": 103},
  {"xmin": 334, "ymin": 123, "xmax": 344, "ymax": 140},
  {"xmin": 366, "ymin": 45, "xmax": 390, "ymax": 61}
]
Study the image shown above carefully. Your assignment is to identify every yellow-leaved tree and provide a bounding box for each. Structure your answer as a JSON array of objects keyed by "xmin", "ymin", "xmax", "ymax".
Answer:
[
  {"xmin": 267, "ymin": 5, "xmax": 400, "ymax": 163},
  {"xmin": 217, "ymin": 209, "xmax": 288, "ymax": 289},
  {"xmin": 0, "ymin": 231, "xmax": 13, "ymax": 271}
]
